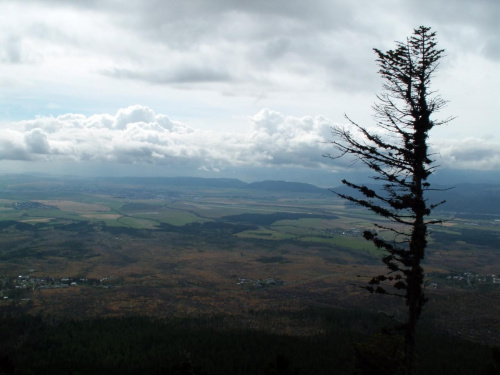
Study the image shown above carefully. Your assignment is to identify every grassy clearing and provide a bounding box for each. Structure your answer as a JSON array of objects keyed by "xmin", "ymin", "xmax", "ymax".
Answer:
[
  {"xmin": 0, "ymin": 211, "xmax": 25, "ymax": 220},
  {"xmin": 115, "ymin": 216, "xmax": 159, "ymax": 229},
  {"xmin": 20, "ymin": 218, "xmax": 53, "ymax": 223},
  {"xmin": 191, "ymin": 206, "xmax": 254, "ymax": 218},
  {"xmin": 82, "ymin": 214, "xmax": 122, "ymax": 220},
  {"xmin": 431, "ymin": 227, "xmax": 462, "ymax": 235},
  {"xmin": 298, "ymin": 236, "xmax": 336, "ymax": 244},
  {"xmin": 37, "ymin": 200, "xmax": 111, "ymax": 213},
  {"xmin": 297, "ymin": 235, "xmax": 379, "ymax": 254},
  {"xmin": 273, "ymin": 217, "xmax": 326, "ymax": 227},
  {"xmin": 333, "ymin": 236, "xmax": 377, "ymax": 251},
  {"xmin": 271, "ymin": 225, "xmax": 317, "ymax": 236},
  {"xmin": 92, "ymin": 197, "xmax": 125, "ymax": 211},
  {"xmin": 155, "ymin": 210, "xmax": 203, "ymax": 226},
  {"xmin": 237, "ymin": 229, "xmax": 296, "ymax": 240}
]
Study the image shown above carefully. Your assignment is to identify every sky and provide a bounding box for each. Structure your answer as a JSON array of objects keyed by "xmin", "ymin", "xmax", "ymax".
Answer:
[{"xmin": 0, "ymin": 0, "xmax": 498, "ymax": 186}]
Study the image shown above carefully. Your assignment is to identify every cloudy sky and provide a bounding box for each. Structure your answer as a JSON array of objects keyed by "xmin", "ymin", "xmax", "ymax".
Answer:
[{"xmin": 0, "ymin": 0, "xmax": 498, "ymax": 185}]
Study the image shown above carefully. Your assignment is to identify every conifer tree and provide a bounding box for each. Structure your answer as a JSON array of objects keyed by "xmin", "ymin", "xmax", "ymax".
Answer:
[{"xmin": 326, "ymin": 26, "xmax": 452, "ymax": 373}]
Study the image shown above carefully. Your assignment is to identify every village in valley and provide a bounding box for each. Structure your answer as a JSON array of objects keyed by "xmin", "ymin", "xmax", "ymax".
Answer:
[
  {"xmin": 429, "ymin": 271, "xmax": 499, "ymax": 290},
  {"xmin": 1, "ymin": 271, "xmax": 114, "ymax": 301}
]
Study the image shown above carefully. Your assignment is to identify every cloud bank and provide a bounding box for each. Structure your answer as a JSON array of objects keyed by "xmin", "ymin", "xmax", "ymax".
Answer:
[
  {"xmin": 1, "ymin": 106, "xmax": 331, "ymax": 172},
  {"xmin": 1, "ymin": 106, "xmax": 498, "ymax": 176}
]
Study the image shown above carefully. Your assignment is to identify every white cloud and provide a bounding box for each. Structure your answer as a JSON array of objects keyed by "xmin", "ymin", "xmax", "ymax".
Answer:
[
  {"xmin": 1, "ymin": 106, "xmax": 498, "ymax": 176},
  {"xmin": 432, "ymin": 138, "xmax": 500, "ymax": 171},
  {"xmin": 0, "ymin": 106, "xmax": 333, "ymax": 170}
]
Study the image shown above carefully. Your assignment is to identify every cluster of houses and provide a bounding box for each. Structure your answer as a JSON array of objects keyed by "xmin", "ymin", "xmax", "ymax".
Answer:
[
  {"xmin": 320, "ymin": 227, "xmax": 361, "ymax": 237},
  {"xmin": 443, "ymin": 272, "xmax": 498, "ymax": 287},
  {"xmin": 12, "ymin": 201, "xmax": 55, "ymax": 210},
  {"xmin": 0, "ymin": 272, "xmax": 113, "ymax": 300},
  {"xmin": 237, "ymin": 277, "xmax": 286, "ymax": 289}
]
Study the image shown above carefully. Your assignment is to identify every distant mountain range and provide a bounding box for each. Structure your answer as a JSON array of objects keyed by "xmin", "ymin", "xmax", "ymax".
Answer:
[
  {"xmin": 4, "ymin": 173, "xmax": 499, "ymax": 216},
  {"xmin": 100, "ymin": 176, "xmax": 499, "ymax": 215},
  {"xmin": 332, "ymin": 182, "xmax": 500, "ymax": 216},
  {"xmin": 98, "ymin": 176, "xmax": 328, "ymax": 194},
  {"xmin": 244, "ymin": 180, "xmax": 326, "ymax": 193},
  {"xmin": 101, "ymin": 176, "xmax": 249, "ymax": 189}
]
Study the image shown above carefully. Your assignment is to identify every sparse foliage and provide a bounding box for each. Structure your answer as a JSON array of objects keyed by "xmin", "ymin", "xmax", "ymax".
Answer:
[{"xmin": 326, "ymin": 26, "xmax": 453, "ymax": 374}]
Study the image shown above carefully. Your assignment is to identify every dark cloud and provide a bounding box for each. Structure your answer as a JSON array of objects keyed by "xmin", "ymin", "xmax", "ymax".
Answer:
[
  {"xmin": 0, "ymin": 34, "xmax": 40, "ymax": 64},
  {"xmin": 431, "ymin": 138, "xmax": 500, "ymax": 170},
  {"xmin": 7, "ymin": 0, "xmax": 494, "ymax": 98},
  {"xmin": 3, "ymin": 36, "xmax": 22, "ymax": 63},
  {"xmin": 106, "ymin": 66, "xmax": 233, "ymax": 85},
  {"xmin": 0, "ymin": 137, "xmax": 30, "ymax": 160},
  {"xmin": 24, "ymin": 129, "xmax": 51, "ymax": 154},
  {"xmin": 5, "ymin": 0, "xmax": 380, "ymax": 92},
  {"xmin": 407, "ymin": 0, "xmax": 500, "ymax": 61}
]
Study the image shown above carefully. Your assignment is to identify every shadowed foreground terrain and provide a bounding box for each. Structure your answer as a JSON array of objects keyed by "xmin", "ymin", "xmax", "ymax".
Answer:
[{"xmin": 1, "ymin": 306, "xmax": 498, "ymax": 374}]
